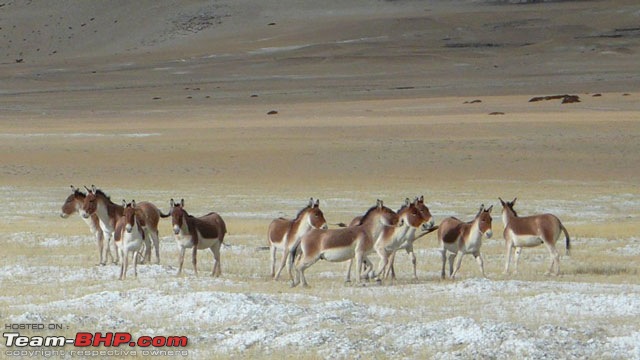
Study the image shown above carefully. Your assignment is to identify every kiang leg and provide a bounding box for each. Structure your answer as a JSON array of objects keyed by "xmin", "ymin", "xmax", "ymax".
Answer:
[
  {"xmin": 143, "ymin": 235, "xmax": 152, "ymax": 263},
  {"xmin": 177, "ymin": 247, "xmax": 186, "ymax": 276},
  {"xmin": 119, "ymin": 248, "xmax": 127, "ymax": 280},
  {"xmin": 274, "ymin": 243, "xmax": 290, "ymax": 281},
  {"xmin": 503, "ymin": 240, "xmax": 514, "ymax": 275},
  {"xmin": 448, "ymin": 253, "xmax": 456, "ymax": 277},
  {"xmin": 150, "ymin": 230, "xmax": 160, "ymax": 264},
  {"xmin": 354, "ymin": 252, "xmax": 365, "ymax": 285},
  {"xmin": 474, "ymin": 251, "xmax": 486, "ymax": 277},
  {"xmin": 109, "ymin": 233, "xmax": 119, "ymax": 265},
  {"xmin": 192, "ymin": 246, "xmax": 199, "ymax": 276},
  {"xmin": 451, "ymin": 252, "xmax": 464, "ymax": 279},
  {"xmin": 440, "ymin": 249, "xmax": 447, "ymax": 279},
  {"xmin": 544, "ymin": 242, "xmax": 560, "ymax": 276},
  {"xmin": 211, "ymin": 242, "xmax": 222, "ymax": 277},
  {"xmin": 513, "ymin": 247, "xmax": 522, "ymax": 275},
  {"xmin": 386, "ymin": 250, "xmax": 398, "ymax": 280},
  {"xmin": 296, "ymin": 255, "xmax": 320, "ymax": 288},
  {"xmin": 96, "ymin": 231, "xmax": 105, "ymax": 265},
  {"xmin": 374, "ymin": 248, "xmax": 388, "ymax": 282},
  {"xmin": 102, "ymin": 231, "xmax": 112, "ymax": 265},
  {"xmin": 345, "ymin": 258, "xmax": 354, "ymax": 283},
  {"xmin": 133, "ymin": 249, "xmax": 139, "ymax": 278},
  {"xmin": 269, "ymin": 246, "xmax": 277, "ymax": 278},
  {"xmin": 410, "ymin": 248, "xmax": 418, "ymax": 280}
]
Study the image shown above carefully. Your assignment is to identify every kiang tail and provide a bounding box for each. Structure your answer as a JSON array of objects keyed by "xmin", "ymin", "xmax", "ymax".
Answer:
[
  {"xmin": 560, "ymin": 222, "xmax": 571, "ymax": 256},
  {"xmin": 413, "ymin": 225, "xmax": 440, "ymax": 242}
]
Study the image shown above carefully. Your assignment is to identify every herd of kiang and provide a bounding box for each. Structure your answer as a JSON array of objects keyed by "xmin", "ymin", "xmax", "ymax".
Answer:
[{"xmin": 61, "ymin": 185, "xmax": 570, "ymax": 287}]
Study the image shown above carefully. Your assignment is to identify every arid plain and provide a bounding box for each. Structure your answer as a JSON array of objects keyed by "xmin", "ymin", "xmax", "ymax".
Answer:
[{"xmin": 1, "ymin": 1, "xmax": 640, "ymax": 359}]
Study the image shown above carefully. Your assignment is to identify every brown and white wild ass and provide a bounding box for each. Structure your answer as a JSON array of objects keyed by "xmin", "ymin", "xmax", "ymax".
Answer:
[
  {"xmin": 169, "ymin": 198, "xmax": 227, "ymax": 276},
  {"xmin": 292, "ymin": 200, "xmax": 400, "ymax": 287},
  {"xmin": 60, "ymin": 185, "xmax": 106, "ymax": 264},
  {"xmin": 268, "ymin": 198, "xmax": 328, "ymax": 280},
  {"xmin": 499, "ymin": 197, "xmax": 570, "ymax": 276},
  {"xmin": 387, "ymin": 195, "xmax": 436, "ymax": 280},
  {"xmin": 114, "ymin": 200, "xmax": 146, "ymax": 280},
  {"xmin": 81, "ymin": 185, "xmax": 167, "ymax": 265},
  {"xmin": 372, "ymin": 198, "xmax": 432, "ymax": 282},
  {"xmin": 438, "ymin": 204, "xmax": 493, "ymax": 279}
]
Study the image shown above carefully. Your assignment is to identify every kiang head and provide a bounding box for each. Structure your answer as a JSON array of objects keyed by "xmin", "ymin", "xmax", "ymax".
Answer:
[
  {"xmin": 499, "ymin": 197, "xmax": 518, "ymax": 217},
  {"xmin": 122, "ymin": 200, "xmax": 143, "ymax": 233},
  {"xmin": 81, "ymin": 185, "xmax": 99, "ymax": 219},
  {"xmin": 304, "ymin": 198, "xmax": 328, "ymax": 230},
  {"xmin": 475, "ymin": 204, "xmax": 494, "ymax": 238},
  {"xmin": 170, "ymin": 198, "xmax": 187, "ymax": 235},
  {"xmin": 415, "ymin": 195, "xmax": 435, "ymax": 231},
  {"xmin": 61, "ymin": 185, "xmax": 86, "ymax": 218},
  {"xmin": 398, "ymin": 198, "xmax": 425, "ymax": 229}
]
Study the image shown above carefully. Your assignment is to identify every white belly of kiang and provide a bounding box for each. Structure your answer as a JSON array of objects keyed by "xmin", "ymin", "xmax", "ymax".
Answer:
[
  {"xmin": 512, "ymin": 233, "xmax": 544, "ymax": 247},
  {"xmin": 195, "ymin": 237, "xmax": 219, "ymax": 249},
  {"xmin": 463, "ymin": 241, "xmax": 481, "ymax": 254},
  {"xmin": 176, "ymin": 232, "xmax": 219, "ymax": 249},
  {"xmin": 122, "ymin": 233, "xmax": 144, "ymax": 252},
  {"xmin": 321, "ymin": 247, "xmax": 355, "ymax": 262}
]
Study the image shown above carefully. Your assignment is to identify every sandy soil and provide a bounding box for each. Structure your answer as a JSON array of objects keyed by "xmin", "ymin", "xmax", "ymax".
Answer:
[{"xmin": 1, "ymin": 0, "xmax": 639, "ymax": 359}]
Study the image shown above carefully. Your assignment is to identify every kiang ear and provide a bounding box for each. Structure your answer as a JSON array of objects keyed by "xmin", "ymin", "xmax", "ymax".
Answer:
[
  {"xmin": 180, "ymin": 198, "xmax": 185, "ymax": 207},
  {"xmin": 122, "ymin": 199, "xmax": 127, "ymax": 207},
  {"xmin": 486, "ymin": 205, "xmax": 494, "ymax": 213},
  {"xmin": 314, "ymin": 199, "xmax": 320, "ymax": 208},
  {"xmin": 498, "ymin": 197, "xmax": 505, "ymax": 205},
  {"xmin": 84, "ymin": 185, "xmax": 91, "ymax": 192},
  {"xmin": 405, "ymin": 198, "xmax": 411, "ymax": 207},
  {"xmin": 512, "ymin": 197, "xmax": 517, "ymax": 205},
  {"xmin": 70, "ymin": 185, "xmax": 77, "ymax": 192},
  {"xmin": 308, "ymin": 197, "xmax": 314, "ymax": 207},
  {"xmin": 132, "ymin": 200, "xmax": 136, "ymax": 208},
  {"xmin": 91, "ymin": 184, "xmax": 97, "ymax": 192},
  {"xmin": 170, "ymin": 198, "xmax": 175, "ymax": 207},
  {"xmin": 477, "ymin": 204, "xmax": 485, "ymax": 217},
  {"xmin": 377, "ymin": 199, "xmax": 384, "ymax": 208}
]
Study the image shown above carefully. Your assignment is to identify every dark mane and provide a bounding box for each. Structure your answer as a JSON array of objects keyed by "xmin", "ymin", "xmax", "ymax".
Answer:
[
  {"xmin": 176, "ymin": 206, "xmax": 195, "ymax": 221},
  {"xmin": 293, "ymin": 205, "xmax": 312, "ymax": 222},
  {"xmin": 358, "ymin": 205, "xmax": 380, "ymax": 226},
  {"xmin": 94, "ymin": 189, "xmax": 110, "ymax": 200}
]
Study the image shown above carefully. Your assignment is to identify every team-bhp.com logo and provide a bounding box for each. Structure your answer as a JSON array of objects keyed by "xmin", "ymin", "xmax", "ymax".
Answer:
[{"xmin": 3, "ymin": 331, "xmax": 189, "ymax": 357}]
